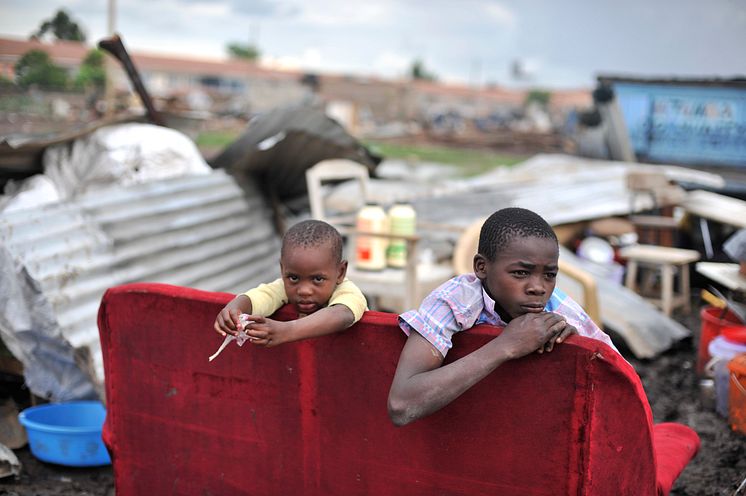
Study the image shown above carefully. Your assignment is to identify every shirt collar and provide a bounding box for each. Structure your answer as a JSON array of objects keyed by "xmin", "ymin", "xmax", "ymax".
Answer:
[{"xmin": 480, "ymin": 284, "xmax": 508, "ymax": 325}]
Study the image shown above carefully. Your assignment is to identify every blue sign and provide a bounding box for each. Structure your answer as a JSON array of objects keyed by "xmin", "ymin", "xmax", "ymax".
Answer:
[{"xmin": 611, "ymin": 82, "xmax": 746, "ymax": 167}]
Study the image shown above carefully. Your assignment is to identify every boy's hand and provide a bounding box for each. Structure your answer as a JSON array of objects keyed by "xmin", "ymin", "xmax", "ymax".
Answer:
[
  {"xmin": 498, "ymin": 312, "xmax": 568, "ymax": 359},
  {"xmin": 214, "ymin": 295, "xmax": 251, "ymax": 337},
  {"xmin": 539, "ymin": 320, "xmax": 578, "ymax": 354},
  {"xmin": 245, "ymin": 316, "xmax": 287, "ymax": 348}
]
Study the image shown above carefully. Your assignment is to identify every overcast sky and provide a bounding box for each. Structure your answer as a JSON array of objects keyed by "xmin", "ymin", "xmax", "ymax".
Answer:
[{"xmin": 1, "ymin": 0, "xmax": 745, "ymax": 88}]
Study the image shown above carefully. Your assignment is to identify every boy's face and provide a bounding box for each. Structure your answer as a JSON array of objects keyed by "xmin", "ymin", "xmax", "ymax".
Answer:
[
  {"xmin": 474, "ymin": 236, "xmax": 559, "ymax": 320},
  {"xmin": 280, "ymin": 242, "xmax": 347, "ymax": 316}
]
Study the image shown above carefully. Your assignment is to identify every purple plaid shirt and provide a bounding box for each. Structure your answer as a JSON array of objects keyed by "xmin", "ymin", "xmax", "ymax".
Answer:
[{"xmin": 399, "ymin": 273, "xmax": 617, "ymax": 357}]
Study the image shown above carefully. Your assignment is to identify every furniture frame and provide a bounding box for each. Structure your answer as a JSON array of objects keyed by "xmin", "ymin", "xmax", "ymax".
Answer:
[{"xmin": 98, "ymin": 283, "xmax": 700, "ymax": 496}]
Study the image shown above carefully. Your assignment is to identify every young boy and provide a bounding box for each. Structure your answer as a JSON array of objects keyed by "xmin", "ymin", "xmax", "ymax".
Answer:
[
  {"xmin": 387, "ymin": 207, "xmax": 617, "ymax": 426},
  {"xmin": 214, "ymin": 219, "xmax": 367, "ymax": 347}
]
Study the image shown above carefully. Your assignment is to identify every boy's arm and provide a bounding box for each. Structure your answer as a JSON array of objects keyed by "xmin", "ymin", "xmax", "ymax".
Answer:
[
  {"xmin": 387, "ymin": 312, "xmax": 569, "ymax": 427},
  {"xmin": 245, "ymin": 304, "xmax": 355, "ymax": 347},
  {"xmin": 327, "ymin": 279, "xmax": 367, "ymax": 323}
]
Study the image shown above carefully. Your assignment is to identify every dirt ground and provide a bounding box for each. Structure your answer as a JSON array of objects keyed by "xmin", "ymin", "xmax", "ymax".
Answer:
[{"xmin": 0, "ymin": 308, "xmax": 743, "ymax": 495}]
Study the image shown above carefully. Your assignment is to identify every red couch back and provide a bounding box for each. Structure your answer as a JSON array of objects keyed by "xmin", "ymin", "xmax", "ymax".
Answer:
[{"xmin": 98, "ymin": 283, "xmax": 659, "ymax": 495}]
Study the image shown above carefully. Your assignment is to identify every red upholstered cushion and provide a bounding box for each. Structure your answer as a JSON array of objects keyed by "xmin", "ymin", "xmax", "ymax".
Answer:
[
  {"xmin": 653, "ymin": 423, "xmax": 701, "ymax": 495},
  {"xmin": 98, "ymin": 283, "xmax": 699, "ymax": 495}
]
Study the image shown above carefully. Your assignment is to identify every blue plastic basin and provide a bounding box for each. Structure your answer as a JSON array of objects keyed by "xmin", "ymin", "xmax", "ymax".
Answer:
[{"xmin": 18, "ymin": 401, "xmax": 111, "ymax": 467}]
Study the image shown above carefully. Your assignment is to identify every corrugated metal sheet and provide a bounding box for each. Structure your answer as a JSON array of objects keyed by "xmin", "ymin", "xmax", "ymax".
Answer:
[
  {"xmin": 409, "ymin": 154, "xmax": 726, "ymax": 232},
  {"xmin": 0, "ymin": 169, "xmax": 280, "ymax": 396}
]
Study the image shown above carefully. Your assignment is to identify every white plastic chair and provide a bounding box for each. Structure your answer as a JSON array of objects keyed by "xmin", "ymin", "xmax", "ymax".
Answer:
[{"xmin": 305, "ymin": 159, "xmax": 454, "ymax": 312}]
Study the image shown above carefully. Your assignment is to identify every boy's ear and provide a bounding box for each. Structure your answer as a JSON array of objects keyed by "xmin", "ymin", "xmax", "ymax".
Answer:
[
  {"xmin": 473, "ymin": 254, "xmax": 487, "ymax": 280},
  {"xmin": 336, "ymin": 260, "xmax": 348, "ymax": 284}
]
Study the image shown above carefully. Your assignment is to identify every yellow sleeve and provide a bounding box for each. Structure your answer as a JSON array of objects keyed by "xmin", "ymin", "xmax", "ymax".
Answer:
[
  {"xmin": 243, "ymin": 278, "xmax": 288, "ymax": 317},
  {"xmin": 328, "ymin": 278, "xmax": 368, "ymax": 324}
]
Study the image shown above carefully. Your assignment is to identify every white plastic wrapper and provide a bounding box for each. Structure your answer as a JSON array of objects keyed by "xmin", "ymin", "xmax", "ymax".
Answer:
[{"xmin": 209, "ymin": 314, "xmax": 253, "ymax": 362}]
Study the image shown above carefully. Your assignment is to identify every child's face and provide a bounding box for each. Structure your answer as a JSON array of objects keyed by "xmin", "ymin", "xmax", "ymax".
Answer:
[
  {"xmin": 280, "ymin": 242, "xmax": 347, "ymax": 316},
  {"xmin": 474, "ymin": 236, "xmax": 559, "ymax": 320}
]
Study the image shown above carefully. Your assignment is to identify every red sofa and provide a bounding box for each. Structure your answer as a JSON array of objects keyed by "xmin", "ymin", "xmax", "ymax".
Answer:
[{"xmin": 98, "ymin": 283, "xmax": 699, "ymax": 495}]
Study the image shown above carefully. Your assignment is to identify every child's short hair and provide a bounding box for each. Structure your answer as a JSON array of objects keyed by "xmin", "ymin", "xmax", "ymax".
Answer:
[
  {"xmin": 282, "ymin": 220, "xmax": 344, "ymax": 263},
  {"xmin": 478, "ymin": 207, "xmax": 557, "ymax": 261}
]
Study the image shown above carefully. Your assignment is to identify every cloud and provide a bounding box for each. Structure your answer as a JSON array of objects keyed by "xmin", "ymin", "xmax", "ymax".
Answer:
[
  {"xmin": 172, "ymin": 0, "xmax": 296, "ymax": 17},
  {"xmin": 296, "ymin": 0, "xmax": 394, "ymax": 26},
  {"xmin": 372, "ymin": 51, "xmax": 411, "ymax": 78},
  {"xmin": 481, "ymin": 2, "xmax": 517, "ymax": 27}
]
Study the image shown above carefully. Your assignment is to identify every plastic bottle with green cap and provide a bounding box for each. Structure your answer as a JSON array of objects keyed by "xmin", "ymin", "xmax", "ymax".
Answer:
[{"xmin": 387, "ymin": 203, "xmax": 416, "ymax": 268}]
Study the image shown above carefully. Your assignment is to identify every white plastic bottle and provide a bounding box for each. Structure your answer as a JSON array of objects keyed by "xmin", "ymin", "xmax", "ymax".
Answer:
[
  {"xmin": 355, "ymin": 203, "xmax": 388, "ymax": 270},
  {"xmin": 387, "ymin": 203, "xmax": 416, "ymax": 268}
]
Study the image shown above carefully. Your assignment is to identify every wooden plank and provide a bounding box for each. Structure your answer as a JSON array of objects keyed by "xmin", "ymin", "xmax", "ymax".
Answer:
[{"xmin": 682, "ymin": 190, "xmax": 746, "ymax": 228}]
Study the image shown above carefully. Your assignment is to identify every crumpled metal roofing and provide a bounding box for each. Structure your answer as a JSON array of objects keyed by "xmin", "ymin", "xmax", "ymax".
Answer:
[{"xmin": 0, "ymin": 170, "xmax": 280, "ymax": 400}]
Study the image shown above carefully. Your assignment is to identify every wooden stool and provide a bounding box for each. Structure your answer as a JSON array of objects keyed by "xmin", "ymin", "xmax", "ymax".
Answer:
[{"xmin": 619, "ymin": 244, "xmax": 701, "ymax": 316}]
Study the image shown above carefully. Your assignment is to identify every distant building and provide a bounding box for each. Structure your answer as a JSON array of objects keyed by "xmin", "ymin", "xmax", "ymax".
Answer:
[
  {"xmin": 0, "ymin": 35, "xmax": 307, "ymax": 114},
  {"xmin": 0, "ymin": 34, "xmax": 591, "ymax": 126}
]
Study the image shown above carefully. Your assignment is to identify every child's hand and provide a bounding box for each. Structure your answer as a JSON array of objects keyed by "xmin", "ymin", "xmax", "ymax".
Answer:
[
  {"xmin": 244, "ymin": 316, "xmax": 287, "ymax": 348},
  {"xmin": 214, "ymin": 296, "xmax": 251, "ymax": 337},
  {"xmin": 538, "ymin": 320, "xmax": 578, "ymax": 354},
  {"xmin": 498, "ymin": 312, "xmax": 568, "ymax": 359}
]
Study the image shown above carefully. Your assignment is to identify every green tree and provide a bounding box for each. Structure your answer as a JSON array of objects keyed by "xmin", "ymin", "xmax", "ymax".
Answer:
[
  {"xmin": 226, "ymin": 42, "xmax": 260, "ymax": 60},
  {"xmin": 33, "ymin": 9, "xmax": 87, "ymax": 42},
  {"xmin": 14, "ymin": 50, "xmax": 69, "ymax": 89},
  {"xmin": 75, "ymin": 49, "xmax": 106, "ymax": 90},
  {"xmin": 410, "ymin": 59, "xmax": 437, "ymax": 81},
  {"xmin": 525, "ymin": 89, "xmax": 551, "ymax": 107}
]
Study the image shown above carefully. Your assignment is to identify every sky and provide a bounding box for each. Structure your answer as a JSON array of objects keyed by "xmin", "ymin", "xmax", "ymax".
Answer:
[{"xmin": 1, "ymin": 0, "xmax": 745, "ymax": 88}]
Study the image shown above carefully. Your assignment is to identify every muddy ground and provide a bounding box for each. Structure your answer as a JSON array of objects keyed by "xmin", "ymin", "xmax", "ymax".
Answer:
[{"xmin": 0, "ymin": 307, "xmax": 743, "ymax": 495}]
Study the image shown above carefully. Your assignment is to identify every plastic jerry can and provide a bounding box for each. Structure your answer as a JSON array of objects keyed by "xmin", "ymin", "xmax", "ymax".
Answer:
[
  {"xmin": 387, "ymin": 203, "xmax": 416, "ymax": 268},
  {"xmin": 707, "ymin": 336, "xmax": 746, "ymax": 417},
  {"xmin": 728, "ymin": 353, "xmax": 746, "ymax": 435},
  {"xmin": 355, "ymin": 203, "xmax": 388, "ymax": 271}
]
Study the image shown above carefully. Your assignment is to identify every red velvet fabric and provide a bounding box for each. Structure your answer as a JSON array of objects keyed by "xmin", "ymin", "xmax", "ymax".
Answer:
[{"xmin": 98, "ymin": 283, "xmax": 700, "ymax": 495}]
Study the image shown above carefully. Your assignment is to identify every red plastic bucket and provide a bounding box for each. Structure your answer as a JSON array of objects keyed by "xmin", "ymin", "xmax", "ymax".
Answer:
[{"xmin": 698, "ymin": 306, "xmax": 746, "ymax": 375}]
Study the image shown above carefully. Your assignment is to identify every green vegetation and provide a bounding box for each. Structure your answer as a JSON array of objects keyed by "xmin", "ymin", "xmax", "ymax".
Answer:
[
  {"xmin": 366, "ymin": 141, "xmax": 527, "ymax": 177},
  {"xmin": 410, "ymin": 59, "xmax": 437, "ymax": 82},
  {"xmin": 0, "ymin": 75, "xmax": 14, "ymax": 88},
  {"xmin": 226, "ymin": 42, "xmax": 260, "ymax": 61},
  {"xmin": 195, "ymin": 131, "xmax": 526, "ymax": 176},
  {"xmin": 525, "ymin": 89, "xmax": 551, "ymax": 107},
  {"xmin": 195, "ymin": 128, "xmax": 243, "ymax": 149},
  {"xmin": 74, "ymin": 49, "xmax": 106, "ymax": 90},
  {"xmin": 14, "ymin": 50, "xmax": 69, "ymax": 89},
  {"xmin": 33, "ymin": 9, "xmax": 86, "ymax": 42}
]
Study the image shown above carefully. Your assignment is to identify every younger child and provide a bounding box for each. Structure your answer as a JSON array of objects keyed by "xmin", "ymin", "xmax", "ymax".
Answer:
[
  {"xmin": 387, "ymin": 207, "xmax": 617, "ymax": 426},
  {"xmin": 214, "ymin": 219, "xmax": 367, "ymax": 347}
]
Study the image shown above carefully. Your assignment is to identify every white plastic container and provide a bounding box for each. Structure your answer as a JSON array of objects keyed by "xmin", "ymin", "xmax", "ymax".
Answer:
[
  {"xmin": 387, "ymin": 203, "xmax": 416, "ymax": 268},
  {"xmin": 707, "ymin": 336, "xmax": 746, "ymax": 417},
  {"xmin": 355, "ymin": 203, "xmax": 388, "ymax": 271}
]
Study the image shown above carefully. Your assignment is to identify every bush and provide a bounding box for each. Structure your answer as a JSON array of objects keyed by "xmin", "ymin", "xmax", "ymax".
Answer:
[
  {"xmin": 74, "ymin": 49, "xmax": 106, "ymax": 90},
  {"xmin": 14, "ymin": 49, "xmax": 69, "ymax": 90}
]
